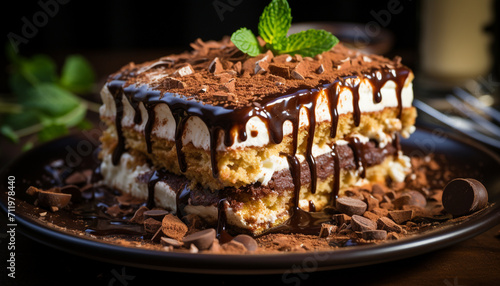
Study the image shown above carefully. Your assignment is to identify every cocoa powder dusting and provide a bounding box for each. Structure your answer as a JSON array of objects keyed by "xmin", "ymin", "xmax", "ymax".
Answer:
[{"xmin": 110, "ymin": 37, "xmax": 406, "ymax": 108}]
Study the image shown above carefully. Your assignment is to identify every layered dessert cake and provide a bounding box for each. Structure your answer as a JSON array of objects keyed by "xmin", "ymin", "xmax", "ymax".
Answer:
[{"xmin": 98, "ymin": 37, "xmax": 416, "ymax": 235}]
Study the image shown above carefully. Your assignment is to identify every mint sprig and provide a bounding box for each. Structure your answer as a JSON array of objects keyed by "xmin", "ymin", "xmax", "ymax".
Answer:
[{"xmin": 231, "ymin": 0, "xmax": 338, "ymax": 58}]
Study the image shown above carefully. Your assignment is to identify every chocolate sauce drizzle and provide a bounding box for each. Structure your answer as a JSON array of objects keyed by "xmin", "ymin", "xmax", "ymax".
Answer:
[
  {"xmin": 348, "ymin": 137, "xmax": 367, "ymax": 178},
  {"xmin": 107, "ymin": 67, "xmax": 410, "ymax": 235}
]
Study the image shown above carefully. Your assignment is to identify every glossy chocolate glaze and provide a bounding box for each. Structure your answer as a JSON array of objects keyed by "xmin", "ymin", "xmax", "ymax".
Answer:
[{"xmin": 106, "ymin": 66, "xmax": 410, "ymax": 236}]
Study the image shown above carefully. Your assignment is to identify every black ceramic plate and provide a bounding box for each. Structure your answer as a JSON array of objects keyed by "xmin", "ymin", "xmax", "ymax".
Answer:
[{"xmin": 1, "ymin": 128, "xmax": 500, "ymax": 274}]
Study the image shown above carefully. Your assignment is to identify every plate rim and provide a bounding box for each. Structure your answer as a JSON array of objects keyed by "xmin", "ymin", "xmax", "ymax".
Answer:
[{"xmin": 2, "ymin": 127, "xmax": 500, "ymax": 274}]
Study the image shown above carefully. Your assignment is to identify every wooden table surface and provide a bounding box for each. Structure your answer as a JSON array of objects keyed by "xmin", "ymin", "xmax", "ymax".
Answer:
[{"xmin": 1, "ymin": 51, "xmax": 500, "ymax": 285}]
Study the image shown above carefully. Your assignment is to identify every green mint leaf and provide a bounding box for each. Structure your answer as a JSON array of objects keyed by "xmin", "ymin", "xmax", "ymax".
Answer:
[
  {"xmin": 1, "ymin": 110, "xmax": 39, "ymax": 131},
  {"xmin": 231, "ymin": 28, "xmax": 261, "ymax": 57},
  {"xmin": 23, "ymin": 83, "xmax": 81, "ymax": 117},
  {"xmin": 60, "ymin": 55, "xmax": 96, "ymax": 94},
  {"xmin": 52, "ymin": 102, "xmax": 87, "ymax": 127},
  {"xmin": 258, "ymin": 0, "xmax": 291, "ymax": 46},
  {"xmin": 76, "ymin": 118, "xmax": 93, "ymax": 130},
  {"xmin": 8, "ymin": 72, "xmax": 33, "ymax": 99},
  {"xmin": 280, "ymin": 29, "xmax": 338, "ymax": 57},
  {"xmin": 22, "ymin": 141, "xmax": 34, "ymax": 151},
  {"xmin": 38, "ymin": 123, "xmax": 69, "ymax": 142},
  {"xmin": 37, "ymin": 102, "xmax": 86, "ymax": 142},
  {"xmin": 0, "ymin": 125, "xmax": 19, "ymax": 143},
  {"xmin": 18, "ymin": 54, "xmax": 58, "ymax": 85}
]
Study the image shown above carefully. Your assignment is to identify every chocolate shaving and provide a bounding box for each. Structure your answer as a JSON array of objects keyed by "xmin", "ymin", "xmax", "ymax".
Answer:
[
  {"xmin": 172, "ymin": 64, "xmax": 194, "ymax": 77},
  {"xmin": 208, "ymin": 57, "xmax": 224, "ymax": 75}
]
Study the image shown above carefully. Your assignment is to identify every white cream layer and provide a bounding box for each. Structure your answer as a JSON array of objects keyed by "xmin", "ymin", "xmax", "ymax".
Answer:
[{"xmin": 99, "ymin": 77, "xmax": 414, "ymax": 152}]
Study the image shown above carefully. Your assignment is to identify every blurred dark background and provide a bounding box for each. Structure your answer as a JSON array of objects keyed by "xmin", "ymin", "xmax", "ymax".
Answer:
[
  {"xmin": 1, "ymin": 0, "xmax": 421, "ymax": 92},
  {"xmin": 1, "ymin": 0, "xmax": 499, "ymax": 95}
]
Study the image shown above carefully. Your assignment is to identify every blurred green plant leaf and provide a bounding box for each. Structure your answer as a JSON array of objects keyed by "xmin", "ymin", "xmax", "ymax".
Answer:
[
  {"xmin": 60, "ymin": 55, "xmax": 96, "ymax": 94},
  {"xmin": 23, "ymin": 83, "xmax": 81, "ymax": 117},
  {"xmin": 1, "ymin": 49, "xmax": 97, "ymax": 148},
  {"xmin": 19, "ymin": 54, "xmax": 58, "ymax": 85},
  {"xmin": 38, "ymin": 124, "xmax": 68, "ymax": 142},
  {"xmin": 1, "ymin": 125, "xmax": 19, "ymax": 143}
]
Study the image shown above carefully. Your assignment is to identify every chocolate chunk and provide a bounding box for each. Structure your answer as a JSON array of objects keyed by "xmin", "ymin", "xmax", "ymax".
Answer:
[
  {"xmin": 184, "ymin": 214, "xmax": 204, "ymax": 230},
  {"xmin": 233, "ymin": 61, "xmax": 242, "ymax": 74},
  {"xmin": 371, "ymin": 207, "xmax": 389, "ymax": 217},
  {"xmin": 387, "ymin": 232, "xmax": 400, "ymax": 240},
  {"xmin": 291, "ymin": 60, "xmax": 309, "ymax": 80},
  {"xmin": 64, "ymin": 172, "xmax": 88, "ymax": 185},
  {"xmin": 319, "ymin": 223, "xmax": 337, "ymax": 237},
  {"xmin": 116, "ymin": 193, "xmax": 144, "ymax": 206},
  {"xmin": 37, "ymin": 190, "xmax": 71, "ymax": 209},
  {"xmin": 351, "ymin": 215, "xmax": 377, "ymax": 232},
  {"xmin": 371, "ymin": 183, "xmax": 387, "ymax": 196},
  {"xmin": 144, "ymin": 209, "xmax": 169, "ymax": 222},
  {"xmin": 393, "ymin": 195, "xmax": 411, "ymax": 209},
  {"xmin": 26, "ymin": 186, "xmax": 41, "ymax": 196},
  {"xmin": 254, "ymin": 58, "xmax": 269, "ymax": 75},
  {"xmin": 363, "ymin": 211, "xmax": 380, "ymax": 222},
  {"xmin": 405, "ymin": 190, "xmax": 427, "ymax": 208},
  {"xmin": 208, "ymin": 57, "xmax": 224, "ymax": 74},
  {"xmin": 377, "ymin": 217, "xmax": 404, "ymax": 233},
  {"xmin": 106, "ymin": 205, "xmax": 123, "ymax": 218},
  {"xmin": 362, "ymin": 192, "xmax": 380, "ymax": 211},
  {"xmin": 362, "ymin": 230, "xmax": 387, "ymax": 240},
  {"xmin": 345, "ymin": 189, "xmax": 361, "ymax": 199},
  {"xmin": 172, "ymin": 64, "xmax": 194, "ymax": 77},
  {"xmin": 291, "ymin": 70, "xmax": 305, "ymax": 80},
  {"xmin": 442, "ymin": 178, "xmax": 488, "ymax": 216},
  {"xmin": 392, "ymin": 191, "xmax": 427, "ymax": 209},
  {"xmin": 182, "ymin": 228, "xmax": 216, "ymax": 250},
  {"xmin": 332, "ymin": 213, "xmax": 351, "ymax": 225},
  {"xmin": 385, "ymin": 191, "xmax": 397, "ymax": 200},
  {"xmin": 402, "ymin": 205, "xmax": 428, "ymax": 218},
  {"xmin": 232, "ymin": 234, "xmax": 258, "ymax": 252},
  {"xmin": 336, "ymin": 197, "xmax": 367, "ymax": 216},
  {"xmin": 316, "ymin": 64, "xmax": 325, "ymax": 74},
  {"xmin": 388, "ymin": 210, "xmax": 413, "ymax": 224},
  {"xmin": 163, "ymin": 77, "xmax": 186, "ymax": 89},
  {"xmin": 129, "ymin": 206, "xmax": 149, "ymax": 224},
  {"xmin": 199, "ymin": 85, "xmax": 209, "ymax": 93},
  {"xmin": 268, "ymin": 64, "xmax": 291, "ymax": 78},
  {"xmin": 161, "ymin": 214, "xmax": 188, "ymax": 240},
  {"xmin": 144, "ymin": 217, "xmax": 162, "ymax": 234},
  {"xmin": 161, "ymin": 237, "xmax": 184, "ymax": 248},
  {"xmin": 220, "ymin": 78, "xmax": 236, "ymax": 93}
]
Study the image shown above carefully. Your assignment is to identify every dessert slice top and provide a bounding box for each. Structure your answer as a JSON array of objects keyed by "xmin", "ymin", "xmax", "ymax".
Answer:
[
  {"xmin": 108, "ymin": 37, "xmax": 410, "ymax": 109},
  {"xmin": 103, "ymin": 38, "xmax": 414, "ymax": 186}
]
